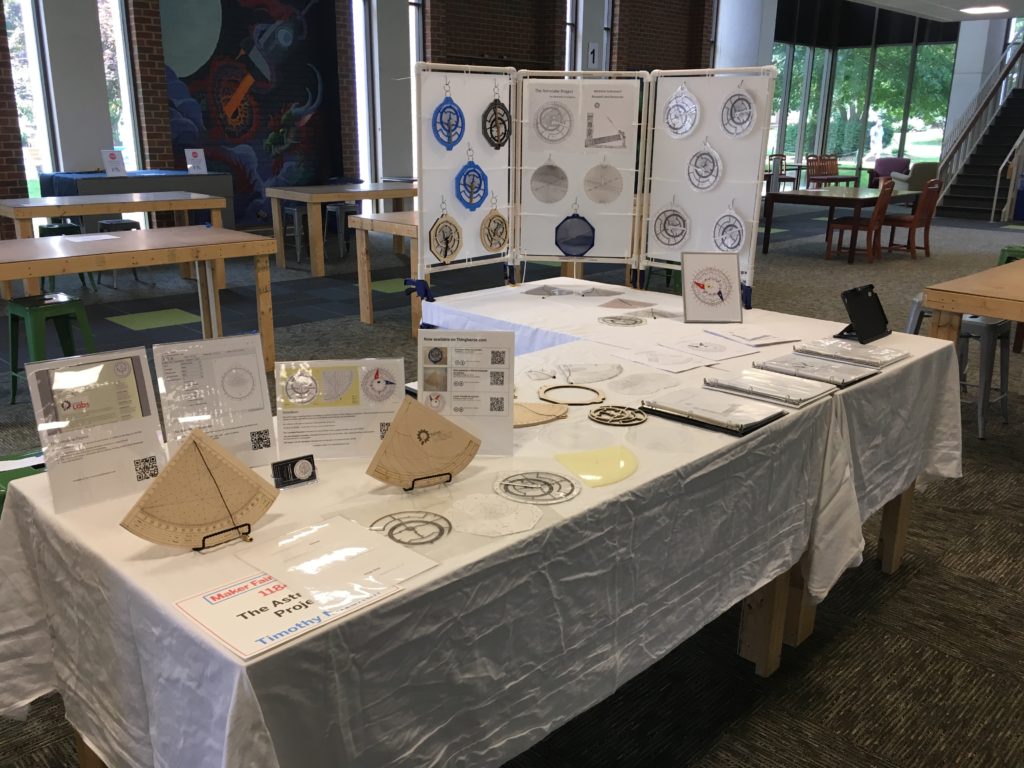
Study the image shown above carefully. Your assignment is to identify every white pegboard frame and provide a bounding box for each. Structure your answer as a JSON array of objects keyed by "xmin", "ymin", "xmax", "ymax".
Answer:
[
  {"xmin": 415, "ymin": 62, "xmax": 517, "ymax": 278},
  {"xmin": 639, "ymin": 66, "xmax": 777, "ymax": 289},
  {"xmin": 515, "ymin": 69, "xmax": 651, "ymax": 270}
]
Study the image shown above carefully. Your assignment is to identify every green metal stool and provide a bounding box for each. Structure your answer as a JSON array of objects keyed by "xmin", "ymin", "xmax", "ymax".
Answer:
[
  {"xmin": 39, "ymin": 221, "xmax": 98, "ymax": 292},
  {"xmin": 7, "ymin": 292, "xmax": 96, "ymax": 404},
  {"xmin": 97, "ymin": 219, "xmax": 143, "ymax": 287},
  {"xmin": 997, "ymin": 247, "xmax": 1024, "ymax": 352},
  {"xmin": 0, "ymin": 448, "xmax": 45, "ymax": 519}
]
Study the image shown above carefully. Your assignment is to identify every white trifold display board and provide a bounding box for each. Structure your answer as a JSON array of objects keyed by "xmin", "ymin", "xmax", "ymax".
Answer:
[
  {"xmin": 416, "ymin": 63, "xmax": 516, "ymax": 276},
  {"xmin": 640, "ymin": 67, "xmax": 775, "ymax": 287},
  {"xmin": 517, "ymin": 70, "xmax": 648, "ymax": 265}
]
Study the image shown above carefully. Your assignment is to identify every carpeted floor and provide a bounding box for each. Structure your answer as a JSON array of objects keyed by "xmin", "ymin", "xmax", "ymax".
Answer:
[{"xmin": 1, "ymin": 212, "xmax": 1022, "ymax": 767}]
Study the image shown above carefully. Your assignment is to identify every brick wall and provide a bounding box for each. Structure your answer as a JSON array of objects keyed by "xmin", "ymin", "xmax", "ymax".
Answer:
[
  {"xmin": 336, "ymin": 0, "xmax": 359, "ymax": 179},
  {"xmin": 425, "ymin": 0, "xmax": 565, "ymax": 70},
  {"xmin": 611, "ymin": 0, "xmax": 715, "ymax": 71},
  {"xmin": 0, "ymin": 1, "xmax": 28, "ymax": 239},
  {"xmin": 125, "ymin": 0, "xmax": 174, "ymax": 170}
]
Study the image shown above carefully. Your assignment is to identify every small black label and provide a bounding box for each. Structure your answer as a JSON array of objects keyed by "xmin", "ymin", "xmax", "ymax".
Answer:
[{"xmin": 272, "ymin": 455, "xmax": 317, "ymax": 489}]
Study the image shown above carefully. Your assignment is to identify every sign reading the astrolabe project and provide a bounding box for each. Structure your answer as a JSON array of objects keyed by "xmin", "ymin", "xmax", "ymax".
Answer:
[{"xmin": 275, "ymin": 359, "xmax": 406, "ymax": 459}]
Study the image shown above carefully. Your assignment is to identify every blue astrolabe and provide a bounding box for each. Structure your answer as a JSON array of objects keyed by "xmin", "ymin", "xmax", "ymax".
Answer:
[
  {"xmin": 455, "ymin": 156, "xmax": 488, "ymax": 211},
  {"xmin": 432, "ymin": 94, "xmax": 466, "ymax": 151}
]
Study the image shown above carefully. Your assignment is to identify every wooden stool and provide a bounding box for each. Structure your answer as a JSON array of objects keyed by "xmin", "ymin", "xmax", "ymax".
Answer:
[
  {"xmin": 39, "ymin": 221, "xmax": 97, "ymax": 292},
  {"xmin": 97, "ymin": 219, "xmax": 142, "ymax": 286},
  {"xmin": 7, "ymin": 292, "xmax": 96, "ymax": 404}
]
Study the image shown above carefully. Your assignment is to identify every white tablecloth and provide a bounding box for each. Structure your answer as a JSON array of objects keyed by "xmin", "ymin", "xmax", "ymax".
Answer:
[
  {"xmin": 424, "ymin": 277, "xmax": 963, "ymax": 598},
  {"xmin": 1, "ymin": 342, "xmax": 844, "ymax": 768}
]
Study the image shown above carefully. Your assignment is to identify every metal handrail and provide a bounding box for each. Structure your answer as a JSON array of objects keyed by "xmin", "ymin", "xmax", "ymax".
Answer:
[
  {"xmin": 939, "ymin": 33, "xmax": 1024, "ymax": 203},
  {"xmin": 991, "ymin": 126, "xmax": 1024, "ymax": 221}
]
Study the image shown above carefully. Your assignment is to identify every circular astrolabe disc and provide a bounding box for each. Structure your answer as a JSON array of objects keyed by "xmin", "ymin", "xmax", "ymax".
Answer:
[
  {"xmin": 664, "ymin": 85, "xmax": 699, "ymax": 138},
  {"xmin": 555, "ymin": 213, "xmax": 596, "ymax": 258},
  {"xmin": 482, "ymin": 98, "xmax": 511, "ymax": 149},
  {"xmin": 494, "ymin": 471, "xmax": 581, "ymax": 505},
  {"xmin": 292, "ymin": 458, "xmax": 314, "ymax": 481},
  {"xmin": 431, "ymin": 95, "xmax": 465, "ymax": 150},
  {"xmin": 429, "ymin": 212, "xmax": 462, "ymax": 263},
  {"xmin": 598, "ymin": 314, "xmax": 646, "ymax": 327},
  {"xmin": 653, "ymin": 206, "xmax": 690, "ymax": 247},
  {"xmin": 285, "ymin": 371, "xmax": 317, "ymax": 403},
  {"xmin": 537, "ymin": 383, "xmax": 606, "ymax": 405},
  {"xmin": 688, "ymin": 145, "xmax": 723, "ymax": 192},
  {"xmin": 588, "ymin": 405, "xmax": 647, "ymax": 426},
  {"xmin": 583, "ymin": 163, "xmax": 624, "ymax": 205},
  {"xmin": 480, "ymin": 208, "xmax": 509, "ymax": 252},
  {"xmin": 370, "ymin": 511, "xmax": 452, "ymax": 545},
  {"xmin": 690, "ymin": 266, "xmax": 733, "ymax": 306},
  {"xmin": 455, "ymin": 161, "xmax": 488, "ymax": 211},
  {"xmin": 534, "ymin": 101, "xmax": 574, "ymax": 143},
  {"xmin": 713, "ymin": 212, "xmax": 745, "ymax": 251},
  {"xmin": 721, "ymin": 90, "xmax": 756, "ymax": 138},
  {"xmin": 530, "ymin": 163, "xmax": 569, "ymax": 204},
  {"xmin": 221, "ymin": 367, "xmax": 255, "ymax": 400}
]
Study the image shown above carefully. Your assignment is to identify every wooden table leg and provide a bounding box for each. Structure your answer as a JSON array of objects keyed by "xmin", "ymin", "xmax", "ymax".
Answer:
[
  {"xmin": 783, "ymin": 558, "xmax": 817, "ymax": 647},
  {"xmin": 12, "ymin": 219, "xmax": 39, "ymax": 296},
  {"xmin": 209, "ymin": 209, "xmax": 226, "ymax": 290},
  {"xmin": 560, "ymin": 262, "xmax": 582, "ymax": 278},
  {"xmin": 271, "ymin": 197, "xmax": 286, "ymax": 270},
  {"xmin": 738, "ymin": 571, "xmax": 788, "ymax": 677},
  {"xmin": 879, "ymin": 483, "xmax": 915, "ymax": 575},
  {"xmin": 75, "ymin": 732, "xmax": 109, "ymax": 768},
  {"xmin": 308, "ymin": 202, "xmax": 326, "ymax": 278},
  {"xmin": 174, "ymin": 211, "xmax": 195, "ymax": 280},
  {"xmin": 927, "ymin": 310, "xmax": 962, "ymax": 342},
  {"xmin": 847, "ymin": 205, "xmax": 862, "ymax": 264},
  {"xmin": 410, "ymin": 235, "xmax": 422, "ymax": 338},
  {"xmin": 761, "ymin": 195, "xmax": 774, "ymax": 253},
  {"xmin": 254, "ymin": 254, "xmax": 275, "ymax": 372},
  {"xmin": 356, "ymin": 228, "xmax": 374, "ymax": 325},
  {"xmin": 392, "ymin": 198, "xmax": 406, "ymax": 255},
  {"xmin": 196, "ymin": 260, "xmax": 223, "ymax": 338}
]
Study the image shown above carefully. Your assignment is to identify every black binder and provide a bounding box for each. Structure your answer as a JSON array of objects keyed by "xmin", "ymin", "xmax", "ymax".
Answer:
[{"xmin": 835, "ymin": 284, "xmax": 892, "ymax": 344}]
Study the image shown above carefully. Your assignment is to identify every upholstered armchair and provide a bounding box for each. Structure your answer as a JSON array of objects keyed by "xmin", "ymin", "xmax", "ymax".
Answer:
[
  {"xmin": 868, "ymin": 157, "xmax": 911, "ymax": 188},
  {"xmin": 890, "ymin": 161, "xmax": 939, "ymax": 192}
]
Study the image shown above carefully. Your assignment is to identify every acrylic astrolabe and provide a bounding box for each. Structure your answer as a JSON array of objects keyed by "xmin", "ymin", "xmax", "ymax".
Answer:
[
  {"xmin": 120, "ymin": 428, "xmax": 279, "ymax": 549},
  {"xmin": 534, "ymin": 101, "xmax": 574, "ymax": 143},
  {"xmin": 429, "ymin": 201, "xmax": 462, "ymax": 264},
  {"xmin": 687, "ymin": 141, "xmax": 723, "ymax": 191},
  {"xmin": 431, "ymin": 82, "xmax": 465, "ymax": 151},
  {"xmin": 494, "ymin": 470, "xmax": 581, "ymax": 505},
  {"xmin": 366, "ymin": 397, "xmax": 481, "ymax": 490},
  {"xmin": 482, "ymin": 90, "xmax": 511, "ymax": 149},
  {"xmin": 555, "ymin": 211, "xmax": 596, "ymax": 257},
  {"xmin": 653, "ymin": 204, "xmax": 690, "ymax": 247},
  {"xmin": 721, "ymin": 87, "xmax": 756, "ymax": 138},
  {"xmin": 690, "ymin": 266, "xmax": 733, "ymax": 305},
  {"xmin": 713, "ymin": 211, "xmax": 745, "ymax": 252},
  {"xmin": 371, "ymin": 510, "xmax": 452, "ymax": 545},
  {"xmin": 455, "ymin": 146, "xmax": 488, "ymax": 211},
  {"xmin": 664, "ymin": 83, "xmax": 699, "ymax": 138}
]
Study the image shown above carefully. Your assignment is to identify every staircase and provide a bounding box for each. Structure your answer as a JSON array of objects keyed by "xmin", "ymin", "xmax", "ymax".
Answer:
[{"xmin": 937, "ymin": 89, "xmax": 1024, "ymax": 220}]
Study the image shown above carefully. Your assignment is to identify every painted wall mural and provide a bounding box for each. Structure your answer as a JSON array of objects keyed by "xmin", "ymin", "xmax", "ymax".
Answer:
[{"xmin": 161, "ymin": 0, "xmax": 342, "ymax": 226}]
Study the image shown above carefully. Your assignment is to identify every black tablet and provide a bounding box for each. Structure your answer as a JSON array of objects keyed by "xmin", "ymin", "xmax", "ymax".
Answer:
[{"xmin": 835, "ymin": 284, "xmax": 892, "ymax": 344}]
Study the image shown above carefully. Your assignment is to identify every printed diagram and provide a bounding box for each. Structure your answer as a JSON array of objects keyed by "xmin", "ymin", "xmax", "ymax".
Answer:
[
  {"xmin": 585, "ymin": 111, "xmax": 626, "ymax": 149},
  {"xmin": 361, "ymin": 366, "xmax": 398, "ymax": 402},
  {"xmin": 530, "ymin": 162, "xmax": 569, "ymax": 204},
  {"xmin": 689, "ymin": 267, "xmax": 733, "ymax": 305},
  {"xmin": 653, "ymin": 206, "xmax": 690, "ymax": 247},
  {"xmin": 534, "ymin": 101, "xmax": 574, "ymax": 144},
  {"xmin": 285, "ymin": 371, "xmax": 318, "ymax": 404},
  {"xmin": 583, "ymin": 163, "xmax": 624, "ymax": 204},
  {"xmin": 320, "ymin": 368, "xmax": 356, "ymax": 401},
  {"xmin": 713, "ymin": 212, "xmax": 745, "ymax": 251},
  {"xmin": 721, "ymin": 90, "xmax": 756, "ymax": 138}
]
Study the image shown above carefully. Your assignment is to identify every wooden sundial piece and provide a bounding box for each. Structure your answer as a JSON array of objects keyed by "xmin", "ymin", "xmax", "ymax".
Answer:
[
  {"xmin": 120, "ymin": 428, "xmax": 278, "ymax": 549},
  {"xmin": 513, "ymin": 401, "xmax": 568, "ymax": 428},
  {"xmin": 367, "ymin": 397, "xmax": 481, "ymax": 490}
]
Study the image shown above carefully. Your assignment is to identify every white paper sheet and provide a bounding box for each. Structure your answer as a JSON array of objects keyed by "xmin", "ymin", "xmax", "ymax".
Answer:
[
  {"xmin": 704, "ymin": 326, "xmax": 802, "ymax": 347},
  {"xmin": 610, "ymin": 347, "xmax": 708, "ymax": 373},
  {"xmin": 658, "ymin": 334, "xmax": 759, "ymax": 362},
  {"xmin": 65, "ymin": 234, "xmax": 119, "ymax": 242}
]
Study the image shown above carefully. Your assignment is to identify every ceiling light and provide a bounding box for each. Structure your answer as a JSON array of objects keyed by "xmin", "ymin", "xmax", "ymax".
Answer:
[{"xmin": 960, "ymin": 5, "xmax": 1009, "ymax": 14}]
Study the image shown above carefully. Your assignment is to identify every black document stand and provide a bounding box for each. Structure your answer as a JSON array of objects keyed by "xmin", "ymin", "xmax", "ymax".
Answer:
[{"xmin": 835, "ymin": 284, "xmax": 892, "ymax": 344}]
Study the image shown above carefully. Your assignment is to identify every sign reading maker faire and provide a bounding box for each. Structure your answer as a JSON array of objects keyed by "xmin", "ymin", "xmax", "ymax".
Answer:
[{"xmin": 176, "ymin": 571, "xmax": 397, "ymax": 659}]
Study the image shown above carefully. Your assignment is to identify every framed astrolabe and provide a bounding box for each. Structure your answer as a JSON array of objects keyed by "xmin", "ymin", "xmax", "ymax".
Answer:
[
  {"xmin": 721, "ymin": 85, "xmax": 757, "ymax": 138},
  {"xmin": 687, "ymin": 140, "xmax": 723, "ymax": 192},
  {"xmin": 429, "ymin": 200, "xmax": 462, "ymax": 264},
  {"xmin": 681, "ymin": 252, "xmax": 742, "ymax": 322},
  {"xmin": 431, "ymin": 81, "xmax": 465, "ymax": 151},
  {"xmin": 480, "ymin": 200, "xmax": 509, "ymax": 252},
  {"xmin": 664, "ymin": 83, "xmax": 699, "ymax": 138},
  {"xmin": 653, "ymin": 202, "xmax": 690, "ymax": 248},
  {"xmin": 583, "ymin": 162, "xmax": 624, "ymax": 205},
  {"xmin": 530, "ymin": 161, "xmax": 569, "ymax": 204},
  {"xmin": 534, "ymin": 100, "xmax": 574, "ymax": 144}
]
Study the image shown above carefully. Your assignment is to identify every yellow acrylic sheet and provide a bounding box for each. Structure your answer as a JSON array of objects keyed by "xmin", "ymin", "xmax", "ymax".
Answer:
[{"xmin": 554, "ymin": 444, "xmax": 638, "ymax": 487}]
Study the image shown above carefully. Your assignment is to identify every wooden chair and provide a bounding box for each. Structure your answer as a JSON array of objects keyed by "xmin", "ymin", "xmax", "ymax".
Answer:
[
  {"xmin": 826, "ymin": 179, "xmax": 894, "ymax": 262},
  {"xmin": 805, "ymin": 154, "xmax": 829, "ymax": 188},
  {"xmin": 884, "ymin": 178, "xmax": 941, "ymax": 259},
  {"xmin": 765, "ymin": 154, "xmax": 797, "ymax": 190}
]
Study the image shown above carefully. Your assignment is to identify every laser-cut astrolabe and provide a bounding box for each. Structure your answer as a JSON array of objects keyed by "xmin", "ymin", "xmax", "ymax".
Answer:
[
  {"xmin": 482, "ymin": 98, "xmax": 511, "ymax": 149},
  {"xmin": 721, "ymin": 89, "xmax": 756, "ymax": 138},
  {"xmin": 513, "ymin": 401, "xmax": 568, "ymax": 427},
  {"xmin": 432, "ymin": 94, "xmax": 465, "ymax": 151},
  {"xmin": 480, "ymin": 208, "xmax": 509, "ymax": 252},
  {"xmin": 555, "ymin": 214, "xmax": 595, "ymax": 257},
  {"xmin": 664, "ymin": 84, "xmax": 699, "ymax": 138},
  {"xmin": 653, "ymin": 205, "xmax": 690, "ymax": 247},
  {"xmin": 120, "ymin": 428, "xmax": 278, "ymax": 548},
  {"xmin": 366, "ymin": 397, "xmax": 481, "ymax": 490},
  {"xmin": 688, "ymin": 144, "xmax": 723, "ymax": 192},
  {"xmin": 455, "ymin": 160, "xmax": 488, "ymax": 211},
  {"xmin": 371, "ymin": 510, "xmax": 451, "ymax": 545},
  {"xmin": 429, "ymin": 213, "xmax": 462, "ymax": 264},
  {"xmin": 713, "ymin": 212, "xmax": 745, "ymax": 251},
  {"xmin": 494, "ymin": 471, "xmax": 581, "ymax": 505},
  {"xmin": 588, "ymin": 405, "xmax": 647, "ymax": 426}
]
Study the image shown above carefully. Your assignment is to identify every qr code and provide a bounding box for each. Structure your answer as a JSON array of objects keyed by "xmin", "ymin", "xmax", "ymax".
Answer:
[
  {"xmin": 134, "ymin": 456, "xmax": 159, "ymax": 482},
  {"xmin": 490, "ymin": 350, "xmax": 506, "ymax": 365},
  {"xmin": 379, "ymin": 422, "xmax": 391, "ymax": 439},
  {"xmin": 489, "ymin": 396, "xmax": 505, "ymax": 413},
  {"xmin": 490, "ymin": 371, "xmax": 505, "ymax": 386},
  {"xmin": 250, "ymin": 429, "xmax": 272, "ymax": 451}
]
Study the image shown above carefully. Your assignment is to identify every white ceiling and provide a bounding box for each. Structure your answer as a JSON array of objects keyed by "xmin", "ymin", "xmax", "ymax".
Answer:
[{"xmin": 859, "ymin": 0, "xmax": 1024, "ymax": 22}]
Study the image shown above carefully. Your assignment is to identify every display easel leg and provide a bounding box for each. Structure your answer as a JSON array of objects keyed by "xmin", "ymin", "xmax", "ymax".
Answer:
[
  {"xmin": 75, "ymin": 732, "xmax": 108, "ymax": 768},
  {"xmin": 783, "ymin": 558, "xmax": 816, "ymax": 647},
  {"xmin": 879, "ymin": 482, "xmax": 915, "ymax": 574},
  {"xmin": 356, "ymin": 229, "xmax": 374, "ymax": 325},
  {"xmin": 738, "ymin": 571, "xmax": 788, "ymax": 677}
]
